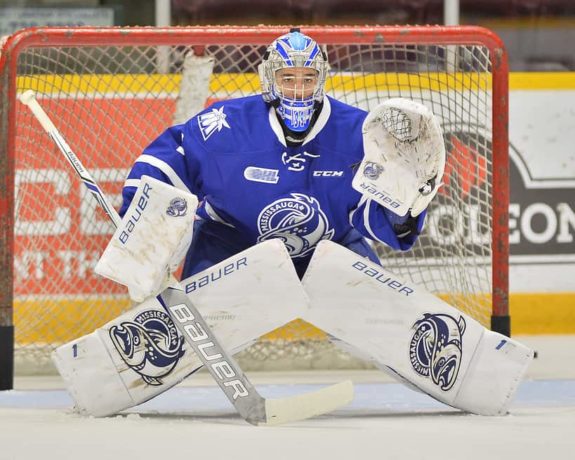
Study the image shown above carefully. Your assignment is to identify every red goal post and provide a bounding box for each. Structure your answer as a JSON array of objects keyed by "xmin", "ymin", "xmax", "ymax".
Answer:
[{"xmin": 0, "ymin": 25, "xmax": 509, "ymax": 387}]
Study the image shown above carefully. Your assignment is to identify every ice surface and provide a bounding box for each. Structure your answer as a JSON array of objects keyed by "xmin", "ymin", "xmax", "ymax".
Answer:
[{"xmin": 1, "ymin": 336, "xmax": 574, "ymax": 460}]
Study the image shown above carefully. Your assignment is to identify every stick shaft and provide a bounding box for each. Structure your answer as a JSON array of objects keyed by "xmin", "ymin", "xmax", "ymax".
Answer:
[{"xmin": 19, "ymin": 90, "xmax": 121, "ymax": 227}]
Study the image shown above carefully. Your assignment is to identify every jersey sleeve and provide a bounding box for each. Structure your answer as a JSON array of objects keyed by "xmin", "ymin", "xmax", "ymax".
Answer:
[
  {"xmin": 119, "ymin": 122, "xmax": 202, "ymax": 216},
  {"xmin": 349, "ymin": 196, "xmax": 426, "ymax": 250}
]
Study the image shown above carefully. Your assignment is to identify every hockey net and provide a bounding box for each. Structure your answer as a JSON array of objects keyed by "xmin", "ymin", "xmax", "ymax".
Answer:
[{"xmin": 0, "ymin": 26, "xmax": 509, "ymax": 374}]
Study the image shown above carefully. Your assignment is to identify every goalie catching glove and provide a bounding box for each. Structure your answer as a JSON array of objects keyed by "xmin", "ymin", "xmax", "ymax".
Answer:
[
  {"xmin": 352, "ymin": 98, "xmax": 446, "ymax": 217},
  {"xmin": 95, "ymin": 176, "xmax": 198, "ymax": 302}
]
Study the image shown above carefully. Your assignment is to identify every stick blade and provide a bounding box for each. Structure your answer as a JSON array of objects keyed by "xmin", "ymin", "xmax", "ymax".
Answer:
[{"xmin": 261, "ymin": 380, "xmax": 354, "ymax": 426}]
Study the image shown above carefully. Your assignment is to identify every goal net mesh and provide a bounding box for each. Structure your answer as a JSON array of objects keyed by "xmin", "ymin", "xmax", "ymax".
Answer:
[{"xmin": 0, "ymin": 27, "xmax": 505, "ymax": 373}]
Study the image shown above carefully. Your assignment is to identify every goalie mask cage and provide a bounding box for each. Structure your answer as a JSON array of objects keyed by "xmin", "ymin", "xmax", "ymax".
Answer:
[{"xmin": 0, "ymin": 26, "xmax": 509, "ymax": 384}]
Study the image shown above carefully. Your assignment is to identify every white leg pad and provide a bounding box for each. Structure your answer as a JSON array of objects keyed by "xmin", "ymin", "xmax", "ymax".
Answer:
[
  {"xmin": 454, "ymin": 330, "xmax": 533, "ymax": 414},
  {"xmin": 53, "ymin": 239, "xmax": 309, "ymax": 416},
  {"xmin": 54, "ymin": 330, "xmax": 134, "ymax": 416},
  {"xmin": 302, "ymin": 241, "xmax": 534, "ymax": 415},
  {"xmin": 53, "ymin": 296, "xmax": 209, "ymax": 417}
]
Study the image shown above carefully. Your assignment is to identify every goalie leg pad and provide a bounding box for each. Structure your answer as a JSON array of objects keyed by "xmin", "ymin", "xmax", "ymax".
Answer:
[
  {"xmin": 302, "ymin": 241, "xmax": 534, "ymax": 415},
  {"xmin": 454, "ymin": 329, "xmax": 533, "ymax": 414},
  {"xmin": 52, "ymin": 297, "xmax": 203, "ymax": 417},
  {"xmin": 53, "ymin": 329, "xmax": 133, "ymax": 416},
  {"xmin": 54, "ymin": 240, "xmax": 309, "ymax": 416}
]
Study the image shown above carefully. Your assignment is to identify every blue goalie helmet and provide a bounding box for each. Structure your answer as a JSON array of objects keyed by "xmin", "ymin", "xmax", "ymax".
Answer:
[{"xmin": 259, "ymin": 29, "xmax": 329, "ymax": 133}]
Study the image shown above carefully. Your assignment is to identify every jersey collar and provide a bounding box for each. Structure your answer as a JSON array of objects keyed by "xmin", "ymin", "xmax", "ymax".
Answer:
[{"xmin": 268, "ymin": 96, "xmax": 332, "ymax": 147}]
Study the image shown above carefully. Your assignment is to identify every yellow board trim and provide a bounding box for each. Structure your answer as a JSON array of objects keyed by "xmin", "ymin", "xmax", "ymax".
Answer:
[
  {"xmin": 509, "ymin": 73, "xmax": 575, "ymax": 90},
  {"xmin": 326, "ymin": 73, "xmax": 491, "ymax": 92},
  {"xmin": 14, "ymin": 297, "xmax": 131, "ymax": 345},
  {"xmin": 511, "ymin": 293, "xmax": 575, "ymax": 335},
  {"xmin": 17, "ymin": 72, "xmax": 575, "ymax": 95},
  {"xmin": 13, "ymin": 292, "xmax": 575, "ymax": 345},
  {"xmin": 17, "ymin": 72, "xmax": 493, "ymax": 95},
  {"xmin": 17, "ymin": 74, "xmax": 184, "ymax": 95}
]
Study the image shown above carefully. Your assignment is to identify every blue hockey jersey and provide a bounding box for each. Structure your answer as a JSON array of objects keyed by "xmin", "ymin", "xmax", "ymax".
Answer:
[{"xmin": 120, "ymin": 95, "xmax": 426, "ymax": 278}]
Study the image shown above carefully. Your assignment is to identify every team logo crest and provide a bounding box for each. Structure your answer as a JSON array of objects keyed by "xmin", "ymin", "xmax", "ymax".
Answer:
[
  {"xmin": 409, "ymin": 313, "xmax": 466, "ymax": 391},
  {"xmin": 281, "ymin": 150, "xmax": 320, "ymax": 172},
  {"xmin": 166, "ymin": 197, "xmax": 188, "ymax": 217},
  {"xmin": 257, "ymin": 193, "xmax": 334, "ymax": 258},
  {"xmin": 198, "ymin": 106, "xmax": 230, "ymax": 141},
  {"xmin": 109, "ymin": 309, "xmax": 185, "ymax": 386},
  {"xmin": 363, "ymin": 161, "xmax": 384, "ymax": 180}
]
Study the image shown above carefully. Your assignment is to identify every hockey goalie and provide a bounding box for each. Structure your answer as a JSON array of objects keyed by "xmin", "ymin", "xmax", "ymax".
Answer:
[{"xmin": 49, "ymin": 29, "xmax": 532, "ymax": 421}]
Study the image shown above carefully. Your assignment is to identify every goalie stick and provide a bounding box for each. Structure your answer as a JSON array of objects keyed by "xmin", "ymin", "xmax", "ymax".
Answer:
[{"xmin": 20, "ymin": 89, "xmax": 353, "ymax": 426}]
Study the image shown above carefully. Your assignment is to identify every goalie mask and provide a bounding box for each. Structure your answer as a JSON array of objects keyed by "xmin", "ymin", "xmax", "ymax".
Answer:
[{"xmin": 259, "ymin": 30, "xmax": 329, "ymax": 133}]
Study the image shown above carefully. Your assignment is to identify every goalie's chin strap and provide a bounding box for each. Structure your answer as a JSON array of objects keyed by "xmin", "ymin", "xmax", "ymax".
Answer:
[{"xmin": 273, "ymin": 100, "xmax": 323, "ymax": 146}]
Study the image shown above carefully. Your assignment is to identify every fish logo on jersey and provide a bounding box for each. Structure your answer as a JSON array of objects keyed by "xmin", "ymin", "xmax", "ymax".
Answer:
[
  {"xmin": 257, "ymin": 193, "xmax": 334, "ymax": 258},
  {"xmin": 109, "ymin": 309, "xmax": 185, "ymax": 386},
  {"xmin": 198, "ymin": 106, "xmax": 231, "ymax": 141},
  {"xmin": 166, "ymin": 197, "xmax": 188, "ymax": 217},
  {"xmin": 409, "ymin": 313, "xmax": 466, "ymax": 391}
]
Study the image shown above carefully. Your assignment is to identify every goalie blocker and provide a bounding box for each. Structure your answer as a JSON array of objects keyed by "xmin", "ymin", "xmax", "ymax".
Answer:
[
  {"xmin": 302, "ymin": 241, "xmax": 533, "ymax": 416},
  {"xmin": 95, "ymin": 175, "xmax": 198, "ymax": 303}
]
